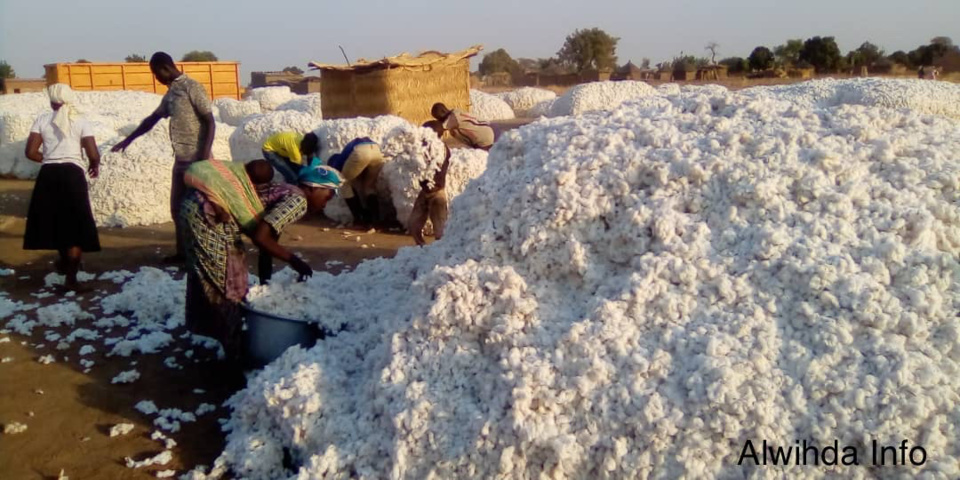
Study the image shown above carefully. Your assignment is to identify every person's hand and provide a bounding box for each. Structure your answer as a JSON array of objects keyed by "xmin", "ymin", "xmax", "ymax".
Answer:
[
  {"xmin": 211, "ymin": 204, "xmax": 232, "ymax": 224},
  {"xmin": 110, "ymin": 138, "xmax": 131, "ymax": 153},
  {"xmin": 289, "ymin": 256, "xmax": 313, "ymax": 281},
  {"xmin": 88, "ymin": 161, "xmax": 100, "ymax": 178}
]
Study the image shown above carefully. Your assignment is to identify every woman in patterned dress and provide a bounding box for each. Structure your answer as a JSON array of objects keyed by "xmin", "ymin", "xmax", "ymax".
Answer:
[{"xmin": 179, "ymin": 159, "xmax": 341, "ymax": 361}]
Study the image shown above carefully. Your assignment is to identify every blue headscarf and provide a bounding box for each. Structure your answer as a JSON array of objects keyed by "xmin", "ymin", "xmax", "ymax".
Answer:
[{"xmin": 298, "ymin": 158, "xmax": 343, "ymax": 193}]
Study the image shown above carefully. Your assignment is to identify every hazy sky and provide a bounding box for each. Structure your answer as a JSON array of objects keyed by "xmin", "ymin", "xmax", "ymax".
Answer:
[{"xmin": 1, "ymin": 0, "xmax": 957, "ymax": 83}]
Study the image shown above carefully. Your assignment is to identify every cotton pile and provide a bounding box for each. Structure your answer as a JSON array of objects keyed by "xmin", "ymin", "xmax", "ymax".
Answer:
[
  {"xmin": 245, "ymin": 86, "xmax": 297, "ymax": 112},
  {"xmin": 0, "ymin": 89, "xmax": 239, "ymax": 226},
  {"xmin": 276, "ymin": 94, "xmax": 323, "ymax": 119},
  {"xmin": 469, "ymin": 90, "xmax": 515, "ymax": 121},
  {"xmin": 91, "ymin": 120, "xmax": 235, "ymax": 227},
  {"xmin": 0, "ymin": 90, "xmax": 161, "ymax": 179},
  {"xmin": 215, "ymin": 98, "xmax": 263, "ymax": 127},
  {"xmin": 228, "ymin": 111, "xmax": 324, "ymax": 162},
  {"xmin": 548, "ymin": 80, "xmax": 658, "ymax": 117},
  {"xmin": 307, "ymin": 116, "xmax": 474, "ymax": 226},
  {"xmin": 742, "ymin": 77, "xmax": 960, "ymax": 119},
  {"xmin": 214, "ymin": 84, "xmax": 960, "ymax": 479},
  {"xmin": 495, "ymin": 87, "xmax": 557, "ymax": 117}
]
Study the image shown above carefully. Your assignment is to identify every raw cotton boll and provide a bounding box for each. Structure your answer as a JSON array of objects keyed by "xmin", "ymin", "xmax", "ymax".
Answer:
[
  {"xmin": 549, "ymin": 80, "xmax": 658, "ymax": 117},
  {"xmin": 101, "ymin": 267, "xmax": 185, "ymax": 331},
  {"xmin": 495, "ymin": 87, "xmax": 557, "ymax": 117},
  {"xmin": 215, "ymin": 98, "xmax": 262, "ymax": 127},
  {"xmin": 229, "ymin": 111, "xmax": 324, "ymax": 163},
  {"xmin": 245, "ymin": 86, "xmax": 296, "ymax": 112},
  {"xmin": 91, "ymin": 124, "xmax": 174, "ymax": 227},
  {"xmin": 275, "ymin": 93, "xmax": 323, "ymax": 118},
  {"xmin": 469, "ymin": 89, "xmax": 515, "ymax": 121},
  {"xmin": 215, "ymin": 86, "xmax": 960, "ymax": 479}
]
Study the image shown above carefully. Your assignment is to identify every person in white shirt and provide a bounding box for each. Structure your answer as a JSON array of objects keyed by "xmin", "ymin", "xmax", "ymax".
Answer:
[{"xmin": 23, "ymin": 84, "xmax": 102, "ymax": 291}]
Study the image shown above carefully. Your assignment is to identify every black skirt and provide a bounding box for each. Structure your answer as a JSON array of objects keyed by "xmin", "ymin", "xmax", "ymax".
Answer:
[{"xmin": 23, "ymin": 163, "xmax": 101, "ymax": 252}]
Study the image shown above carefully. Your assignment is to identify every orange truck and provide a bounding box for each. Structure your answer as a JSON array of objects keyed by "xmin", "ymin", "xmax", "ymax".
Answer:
[{"xmin": 44, "ymin": 62, "xmax": 241, "ymax": 100}]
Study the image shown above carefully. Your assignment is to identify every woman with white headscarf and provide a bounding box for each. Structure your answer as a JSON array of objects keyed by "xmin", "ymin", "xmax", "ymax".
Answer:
[{"xmin": 23, "ymin": 83, "xmax": 102, "ymax": 291}]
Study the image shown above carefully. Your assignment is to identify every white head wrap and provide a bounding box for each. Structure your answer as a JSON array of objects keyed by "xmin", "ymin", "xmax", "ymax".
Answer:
[{"xmin": 47, "ymin": 83, "xmax": 77, "ymax": 134}]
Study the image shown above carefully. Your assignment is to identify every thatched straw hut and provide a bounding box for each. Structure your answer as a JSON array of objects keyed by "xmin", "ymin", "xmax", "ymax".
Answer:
[{"xmin": 309, "ymin": 45, "xmax": 482, "ymax": 125}]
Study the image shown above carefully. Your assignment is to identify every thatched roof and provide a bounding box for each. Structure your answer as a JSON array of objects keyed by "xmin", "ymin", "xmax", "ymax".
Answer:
[{"xmin": 309, "ymin": 45, "xmax": 483, "ymax": 73}]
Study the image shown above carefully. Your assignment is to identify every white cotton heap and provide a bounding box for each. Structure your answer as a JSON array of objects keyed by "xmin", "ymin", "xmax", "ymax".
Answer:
[
  {"xmin": 381, "ymin": 146, "xmax": 488, "ymax": 228},
  {"xmin": 469, "ymin": 90, "xmax": 515, "ymax": 121},
  {"xmin": 548, "ymin": 80, "xmax": 658, "ymax": 117},
  {"xmin": 244, "ymin": 86, "xmax": 296, "ymax": 112},
  {"xmin": 275, "ymin": 94, "xmax": 323, "ymax": 118},
  {"xmin": 741, "ymin": 77, "xmax": 960, "ymax": 119},
  {"xmin": 0, "ymin": 91, "xmax": 163, "ymax": 180},
  {"xmin": 228, "ymin": 111, "xmax": 324, "ymax": 162},
  {"xmin": 91, "ymin": 119, "xmax": 234, "ymax": 227},
  {"xmin": 312, "ymin": 116, "xmax": 451, "ymax": 225},
  {"xmin": 495, "ymin": 87, "xmax": 557, "ymax": 117},
  {"xmin": 216, "ymin": 85, "xmax": 960, "ymax": 479},
  {"xmin": 214, "ymin": 98, "xmax": 263, "ymax": 127}
]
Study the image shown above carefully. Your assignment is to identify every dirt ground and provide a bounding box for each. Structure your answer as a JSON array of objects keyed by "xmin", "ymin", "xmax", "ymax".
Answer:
[{"xmin": 0, "ymin": 178, "xmax": 417, "ymax": 479}]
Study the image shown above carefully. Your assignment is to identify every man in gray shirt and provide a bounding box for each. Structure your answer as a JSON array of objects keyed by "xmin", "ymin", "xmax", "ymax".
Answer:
[{"xmin": 112, "ymin": 52, "xmax": 216, "ymax": 263}]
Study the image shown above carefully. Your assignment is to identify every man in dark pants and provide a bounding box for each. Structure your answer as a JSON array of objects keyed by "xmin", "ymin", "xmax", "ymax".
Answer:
[{"xmin": 112, "ymin": 52, "xmax": 216, "ymax": 264}]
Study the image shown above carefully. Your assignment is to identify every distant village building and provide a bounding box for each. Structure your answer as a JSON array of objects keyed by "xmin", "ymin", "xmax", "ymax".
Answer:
[
  {"xmin": 292, "ymin": 76, "xmax": 322, "ymax": 95},
  {"xmin": 613, "ymin": 61, "xmax": 657, "ymax": 81},
  {"xmin": 1, "ymin": 78, "xmax": 47, "ymax": 94},
  {"xmin": 250, "ymin": 71, "xmax": 304, "ymax": 88}
]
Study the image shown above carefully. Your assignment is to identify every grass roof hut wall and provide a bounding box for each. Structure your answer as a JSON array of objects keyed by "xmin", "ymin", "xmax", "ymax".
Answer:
[{"xmin": 310, "ymin": 45, "xmax": 482, "ymax": 125}]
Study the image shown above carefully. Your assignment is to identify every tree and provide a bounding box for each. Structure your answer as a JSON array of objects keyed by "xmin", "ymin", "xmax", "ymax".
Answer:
[
  {"xmin": 182, "ymin": 50, "xmax": 218, "ymax": 62},
  {"xmin": 774, "ymin": 39, "xmax": 804, "ymax": 67},
  {"xmin": 0, "ymin": 60, "xmax": 14, "ymax": 79},
  {"xmin": 719, "ymin": 57, "xmax": 749, "ymax": 74},
  {"xmin": 671, "ymin": 55, "xmax": 697, "ymax": 73},
  {"xmin": 557, "ymin": 28, "xmax": 620, "ymax": 72},
  {"xmin": 125, "ymin": 54, "xmax": 147, "ymax": 63},
  {"xmin": 888, "ymin": 50, "xmax": 911, "ymax": 67},
  {"xmin": 516, "ymin": 58, "xmax": 540, "ymax": 73},
  {"xmin": 748, "ymin": 46, "xmax": 775, "ymax": 71},
  {"xmin": 76, "ymin": 59, "xmax": 92, "ymax": 63},
  {"xmin": 931, "ymin": 36, "xmax": 954, "ymax": 48},
  {"xmin": 282, "ymin": 66, "xmax": 304, "ymax": 75},
  {"xmin": 855, "ymin": 42, "xmax": 884, "ymax": 66},
  {"xmin": 537, "ymin": 57, "xmax": 571, "ymax": 76},
  {"xmin": 705, "ymin": 42, "xmax": 720, "ymax": 64},
  {"xmin": 798, "ymin": 36, "xmax": 842, "ymax": 73},
  {"xmin": 640, "ymin": 58, "xmax": 651, "ymax": 69},
  {"xmin": 479, "ymin": 48, "xmax": 521, "ymax": 77}
]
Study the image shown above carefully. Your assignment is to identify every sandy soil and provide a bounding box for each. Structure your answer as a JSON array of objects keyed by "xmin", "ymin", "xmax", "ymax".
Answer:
[{"xmin": 0, "ymin": 178, "xmax": 417, "ymax": 479}]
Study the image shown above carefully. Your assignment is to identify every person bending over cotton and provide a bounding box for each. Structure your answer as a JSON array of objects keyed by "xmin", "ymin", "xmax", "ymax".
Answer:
[
  {"xmin": 261, "ymin": 131, "xmax": 319, "ymax": 184},
  {"xmin": 112, "ymin": 51, "xmax": 216, "ymax": 264},
  {"xmin": 430, "ymin": 102, "xmax": 494, "ymax": 151},
  {"xmin": 23, "ymin": 84, "xmax": 102, "ymax": 292},
  {"xmin": 180, "ymin": 159, "xmax": 341, "ymax": 364},
  {"xmin": 325, "ymin": 137, "xmax": 387, "ymax": 227}
]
